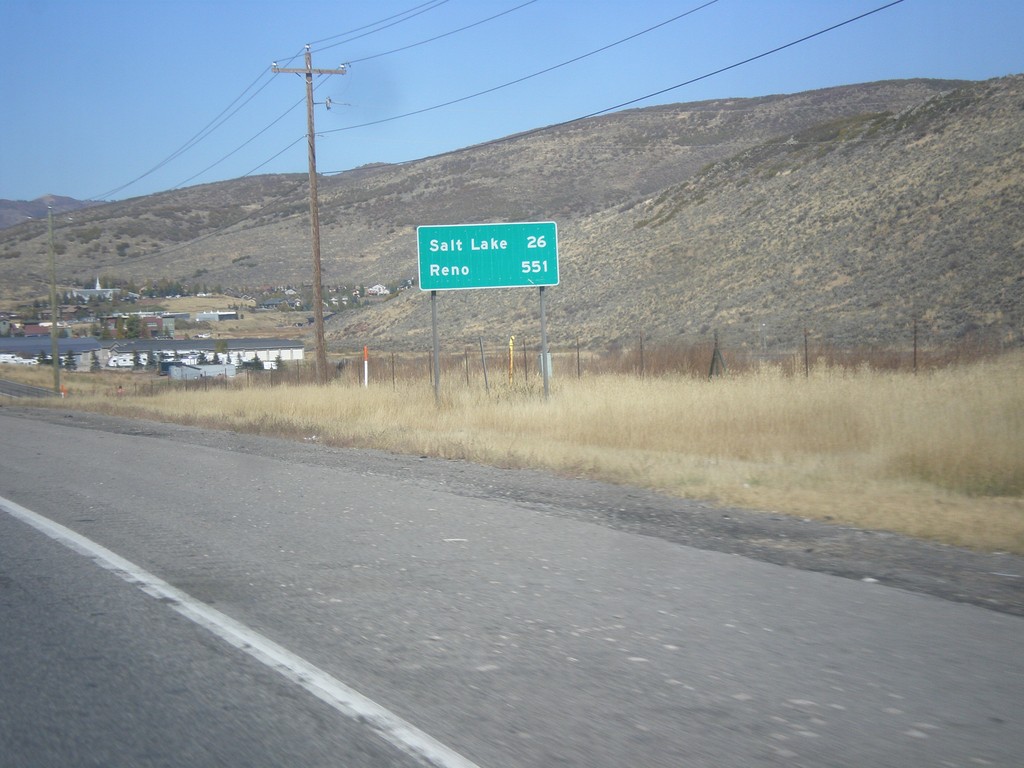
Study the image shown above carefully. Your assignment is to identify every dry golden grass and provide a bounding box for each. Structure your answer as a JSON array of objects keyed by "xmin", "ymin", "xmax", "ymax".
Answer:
[{"xmin": 8, "ymin": 353, "xmax": 1024, "ymax": 553}]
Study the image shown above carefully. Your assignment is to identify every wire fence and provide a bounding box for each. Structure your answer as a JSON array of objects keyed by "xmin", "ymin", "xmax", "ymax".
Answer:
[
  {"xmin": 91, "ymin": 322, "xmax": 1016, "ymax": 397},
  {"xmin": 326, "ymin": 326, "xmax": 1013, "ymax": 389}
]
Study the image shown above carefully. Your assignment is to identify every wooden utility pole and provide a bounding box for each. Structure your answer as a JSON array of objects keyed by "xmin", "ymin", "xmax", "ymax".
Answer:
[
  {"xmin": 273, "ymin": 46, "xmax": 346, "ymax": 384},
  {"xmin": 47, "ymin": 207, "xmax": 61, "ymax": 395}
]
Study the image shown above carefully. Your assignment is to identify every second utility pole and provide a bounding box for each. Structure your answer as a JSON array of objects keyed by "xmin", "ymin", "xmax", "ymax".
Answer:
[{"xmin": 273, "ymin": 45, "xmax": 346, "ymax": 384}]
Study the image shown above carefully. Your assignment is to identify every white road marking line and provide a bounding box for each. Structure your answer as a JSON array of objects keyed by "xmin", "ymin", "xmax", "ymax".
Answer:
[{"xmin": 1, "ymin": 495, "xmax": 481, "ymax": 768}]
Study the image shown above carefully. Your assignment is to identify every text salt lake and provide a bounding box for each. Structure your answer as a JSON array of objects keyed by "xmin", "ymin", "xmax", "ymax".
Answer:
[{"xmin": 427, "ymin": 237, "xmax": 509, "ymax": 252}]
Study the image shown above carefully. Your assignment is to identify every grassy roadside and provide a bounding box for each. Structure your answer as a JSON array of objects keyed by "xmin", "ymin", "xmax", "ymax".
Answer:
[{"xmin": 5, "ymin": 353, "xmax": 1023, "ymax": 554}]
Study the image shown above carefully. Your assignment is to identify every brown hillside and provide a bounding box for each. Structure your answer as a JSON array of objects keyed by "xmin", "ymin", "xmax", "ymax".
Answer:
[{"xmin": 1, "ymin": 76, "xmax": 1019, "ymax": 352}]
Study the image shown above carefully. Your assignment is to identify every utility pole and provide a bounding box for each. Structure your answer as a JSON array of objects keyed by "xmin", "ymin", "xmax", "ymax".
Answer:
[
  {"xmin": 47, "ymin": 207, "xmax": 61, "ymax": 395},
  {"xmin": 273, "ymin": 46, "xmax": 346, "ymax": 384}
]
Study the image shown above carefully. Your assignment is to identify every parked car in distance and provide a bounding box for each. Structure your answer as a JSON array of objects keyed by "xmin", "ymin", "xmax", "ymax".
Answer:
[{"xmin": 0, "ymin": 353, "xmax": 39, "ymax": 365}]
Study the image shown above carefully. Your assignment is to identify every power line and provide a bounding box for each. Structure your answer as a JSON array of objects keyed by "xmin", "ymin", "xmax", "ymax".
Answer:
[
  {"xmin": 172, "ymin": 93, "xmax": 306, "ymax": 190},
  {"xmin": 307, "ymin": 0, "xmax": 450, "ymax": 52},
  {"xmin": 575, "ymin": 0, "xmax": 909, "ymax": 121},
  {"xmin": 133, "ymin": 0, "xmax": 722, "ymax": 248},
  {"xmin": 319, "ymin": 0, "xmax": 721, "ymax": 136},
  {"xmin": 88, "ymin": 66, "xmax": 283, "ymax": 201},
  {"xmin": 222, "ymin": 1, "xmax": 547, "ymax": 190},
  {"xmin": 89, "ymin": 2, "xmax": 453, "ymax": 201},
  {"xmin": 243, "ymin": 136, "xmax": 308, "ymax": 178},
  {"xmin": 343, "ymin": 0, "xmax": 540, "ymax": 64},
  {"xmin": 159, "ymin": 0, "xmax": 460, "ymax": 194},
  {"xmin": 319, "ymin": 0, "xmax": 906, "ymax": 156},
  {"xmin": 141, "ymin": 0, "xmax": 911, "ymax": 259}
]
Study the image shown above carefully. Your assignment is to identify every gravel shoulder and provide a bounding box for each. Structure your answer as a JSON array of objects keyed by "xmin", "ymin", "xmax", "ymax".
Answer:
[{"xmin": 6, "ymin": 405, "xmax": 1023, "ymax": 617}]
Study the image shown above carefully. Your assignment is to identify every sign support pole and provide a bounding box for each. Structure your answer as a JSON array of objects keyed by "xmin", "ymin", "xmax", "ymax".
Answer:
[
  {"xmin": 539, "ymin": 286, "xmax": 550, "ymax": 399},
  {"xmin": 431, "ymin": 290, "xmax": 441, "ymax": 403},
  {"xmin": 417, "ymin": 221, "xmax": 559, "ymax": 403}
]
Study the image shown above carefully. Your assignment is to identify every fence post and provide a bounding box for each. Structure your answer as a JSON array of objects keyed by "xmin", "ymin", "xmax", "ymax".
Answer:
[
  {"xmin": 804, "ymin": 328, "xmax": 810, "ymax": 378},
  {"xmin": 709, "ymin": 331, "xmax": 726, "ymax": 378},
  {"xmin": 478, "ymin": 337, "xmax": 489, "ymax": 393},
  {"xmin": 508, "ymin": 336, "xmax": 514, "ymax": 384},
  {"xmin": 639, "ymin": 333, "xmax": 645, "ymax": 379},
  {"xmin": 913, "ymin": 318, "xmax": 918, "ymax": 374}
]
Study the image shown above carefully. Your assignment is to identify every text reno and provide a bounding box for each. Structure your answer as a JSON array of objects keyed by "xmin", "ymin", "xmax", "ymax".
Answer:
[{"xmin": 429, "ymin": 264, "xmax": 469, "ymax": 277}]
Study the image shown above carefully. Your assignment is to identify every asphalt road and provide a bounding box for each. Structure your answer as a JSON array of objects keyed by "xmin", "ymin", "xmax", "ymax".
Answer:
[
  {"xmin": 0, "ymin": 511, "xmax": 412, "ymax": 768},
  {"xmin": 1, "ymin": 407, "xmax": 1022, "ymax": 767},
  {"xmin": 0, "ymin": 377, "xmax": 54, "ymax": 399}
]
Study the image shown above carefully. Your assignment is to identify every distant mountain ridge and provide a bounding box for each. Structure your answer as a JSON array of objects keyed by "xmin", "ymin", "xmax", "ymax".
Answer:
[
  {"xmin": 0, "ymin": 195, "xmax": 101, "ymax": 229},
  {"xmin": 1, "ymin": 76, "xmax": 1021, "ymax": 351}
]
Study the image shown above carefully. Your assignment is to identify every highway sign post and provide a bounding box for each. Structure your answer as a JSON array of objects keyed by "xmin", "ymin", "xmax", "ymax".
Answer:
[{"xmin": 417, "ymin": 222, "xmax": 559, "ymax": 400}]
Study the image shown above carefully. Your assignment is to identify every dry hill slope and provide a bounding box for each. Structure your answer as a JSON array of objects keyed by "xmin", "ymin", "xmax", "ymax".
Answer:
[
  {"xmin": 324, "ymin": 76, "xmax": 1024, "ymax": 352},
  {"xmin": 0, "ymin": 195, "xmax": 100, "ymax": 230},
  {"xmin": 1, "ymin": 76, "xmax": 1019, "ymax": 351}
]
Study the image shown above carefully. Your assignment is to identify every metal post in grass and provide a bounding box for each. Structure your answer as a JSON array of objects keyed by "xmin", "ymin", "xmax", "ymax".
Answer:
[
  {"xmin": 478, "ymin": 337, "xmax": 489, "ymax": 393},
  {"xmin": 521, "ymin": 336, "xmax": 528, "ymax": 384},
  {"xmin": 508, "ymin": 335, "xmax": 514, "ymax": 384},
  {"xmin": 804, "ymin": 328, "xmax": 810, "ymax": 378},
  {"xmin": 639, "ymin": 333, "xmax": 645, "ymax": 379},
  {"xmin": 913, "ymin": 318, "xmax": 918, "ymax": 374},
  {"xmin": 709, "ymin": 331, "xmax": 726, "ymax": 378},
  {"xmin": 431, "ymin": 291, "xmax": 441, "ymax": 403},
  {"xmin": 539, "ymin": 286, "xmax": 551, "ymax": 399}
]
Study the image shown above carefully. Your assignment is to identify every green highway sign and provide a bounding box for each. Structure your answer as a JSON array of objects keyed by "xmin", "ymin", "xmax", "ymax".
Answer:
[{"xmin": 417, "ymin": 221, "xmax": 558, "ymax": 291}]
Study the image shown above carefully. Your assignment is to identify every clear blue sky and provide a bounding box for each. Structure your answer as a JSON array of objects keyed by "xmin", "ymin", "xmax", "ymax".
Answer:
[{"xmin": 1, "ymin": 0, "xmax": 1021, "ymax": 202}]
